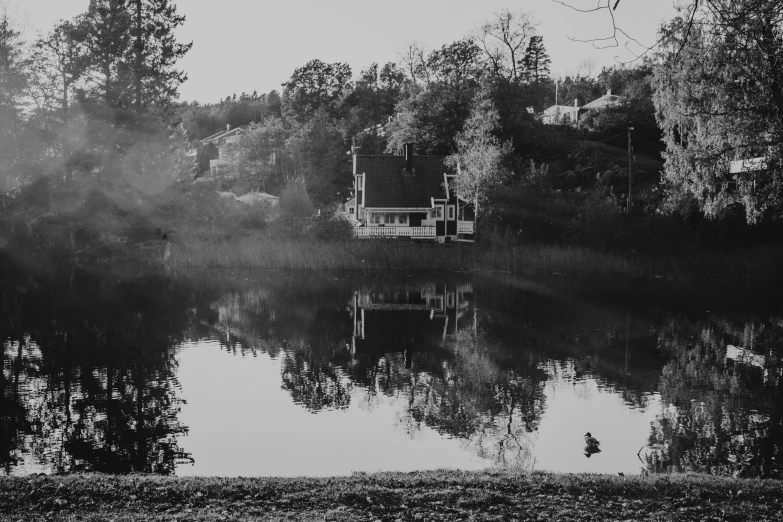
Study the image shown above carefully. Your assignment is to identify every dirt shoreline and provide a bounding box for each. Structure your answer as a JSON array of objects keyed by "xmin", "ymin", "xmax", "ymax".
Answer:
[{"xmin": 1, "ymin": 470, "xmax": 781, "ymax": 521}]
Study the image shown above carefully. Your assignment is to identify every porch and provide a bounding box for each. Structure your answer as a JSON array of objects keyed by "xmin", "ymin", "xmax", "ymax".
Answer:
[
  {"xmin": 355, "ymin": 226, "xmax": 436, "ymax": 238},
  {"xmin": 457, "ymin": 221, "xmax": 474, "ymax": 234},
  {"xmin": 354, "ymin": 221, "xmax": 474, "ymax": 238}
]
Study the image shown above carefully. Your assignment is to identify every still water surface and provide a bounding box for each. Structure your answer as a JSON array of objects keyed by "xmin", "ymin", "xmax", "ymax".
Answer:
[{"xmin": 2, "ymin": 264, "xmax": 781, "ymax": 477}]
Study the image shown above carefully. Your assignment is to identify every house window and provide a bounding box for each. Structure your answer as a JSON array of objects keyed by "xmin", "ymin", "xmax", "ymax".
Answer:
[
  {"xmin": 435, "ymin": 205, "xmax": 444, "ymax": 220},
  {"xmin": 370, "ymin": 213, "xmax": 381, "ymax": 224},
  {"xmin": 447, "ymin": 205, "xmax": 455, "ymax": 220},
  {"xmin": 357, "ymin": 176, "xmax": 363, "ymax": 190},
  {"xmin": 384, "ymin": 213, "xmax": 394, "ymax": 224},
  {"xmin": 349, "ymin": 207, "xmax": 355, "ymax": 214},
  {"xmin": 398, "ymin": 214, "xmax": 408, "ymax": 224}
]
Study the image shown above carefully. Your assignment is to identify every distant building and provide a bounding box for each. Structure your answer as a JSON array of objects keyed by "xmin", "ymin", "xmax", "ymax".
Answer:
[
  {"xmin": 199, "ymin": 125, "xmax": 250, "ymax": 177},
  {"xmin": 541, "ymin": 90, "xmax": 623, "ymax": 125}
]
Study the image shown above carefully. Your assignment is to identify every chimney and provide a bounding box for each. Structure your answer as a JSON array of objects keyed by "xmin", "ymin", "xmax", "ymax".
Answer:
[
  {"xmin": 226, "ymin": 124, "xmax": 230, "ymax": 131},
  {"xmin": 574, "ymin": 98, "xmax": 579, "ymax": 107},
  {"xmin": 606, "ymin": 88, "xmax": 612, "ymax": 96},
  {"xmin": 404, "ymin": 143, "xmax": 414, "ymax": 171}
]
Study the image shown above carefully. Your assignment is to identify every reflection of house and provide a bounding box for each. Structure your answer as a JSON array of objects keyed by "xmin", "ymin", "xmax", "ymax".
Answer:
[
  {"xmin": 729, "ymin": 157, "xmax": 767, "ymax": 174},
  {"xmin": 541, "ymin": 90, "xmax": 623, "ymax": 125},
  {"xmin": 199, "ymin": 125, "xmax": 250, "ymax": 177},
  {"xmin": 350, "ymin": 283, "xmax": 474, "ymax": 364},
  {"xmin": 351, "ymin": 144, "xmax": 474, "ymax": 241},
  {"xmin": 725, "ymin": 344, "xmax": 781, "ymax": 381}
]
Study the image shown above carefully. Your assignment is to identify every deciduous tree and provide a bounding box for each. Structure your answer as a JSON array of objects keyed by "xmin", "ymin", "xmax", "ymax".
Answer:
[
  {"xmin": 475, "ymin": 9, "xmax": 537, "ymax": 82},
  {"xmin": 281, "ymin": 59, "xmax": 352, "ymax": 122},
  {"xmin": 446, "ymin": 85, "xmax": 511, "ymax": 223},
  {"xmin": 653, "ymin": 1, "xmax": 783, "ymax": 223}
]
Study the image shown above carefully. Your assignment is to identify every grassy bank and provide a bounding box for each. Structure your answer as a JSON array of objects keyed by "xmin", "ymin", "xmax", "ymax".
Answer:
[
  {"xmin": 1, "ymin": 470, "xmax": 781, "ymax": 521},
  {"xmin": 163, "ymin": 234, "xmax": 783, "ymax": 281}
]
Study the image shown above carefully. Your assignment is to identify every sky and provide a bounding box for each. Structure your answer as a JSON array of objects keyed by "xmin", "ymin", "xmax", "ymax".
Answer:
[{"xmin": 13, "ymin": 0, "xmax": 679, "ymax": 104}]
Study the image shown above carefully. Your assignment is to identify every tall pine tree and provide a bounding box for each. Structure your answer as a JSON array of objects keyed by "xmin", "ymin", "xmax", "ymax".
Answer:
[
  {"xmin": 130, "ymin": 0, "xmax": 191, "ymax": 112},
  {"xmin": 521, "ymin": 36, "xmax": 551, "ymax": 84},
  {"xmin": 76, "ymin": 0, "xmax": 190, "ymax": 111},
  {"xmin": 0, "ymin": 9, "xmax": 30, "ymax": 190}
]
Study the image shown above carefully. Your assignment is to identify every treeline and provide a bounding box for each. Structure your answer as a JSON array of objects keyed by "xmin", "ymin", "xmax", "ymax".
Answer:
[
  {"xmin": 173, "ymin": 9, "xmax": 660, "ymax": 209},
  {"xmin": 0, "ymin": 2, "xmax": 658, "ymax": 220},
  {"xmin": 3, "ymin": 1, "xmax": 780, "ymax": 252}
]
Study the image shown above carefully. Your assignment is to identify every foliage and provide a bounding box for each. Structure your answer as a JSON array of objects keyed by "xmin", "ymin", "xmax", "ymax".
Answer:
[
  {"xmin": 521, "ymin": 35, "xmax": 550, "ymax": 84},
  {"xmin": 653, "ymin": 0, "xmax": 783, "ymax": 224},
  {"xmin": 281, "ymin": 59, "xmax": 352, "ymax": 122},
  {"xmin": 279, "ymin": 178, "xmax": 314, "ymax": 221},
  {"xmin": 286, "ymin": 109, "xmax": 351, "ymax": 204},
  {"xmin": 446, "ymin": 85, "xmax": 511, "ymax": 220},
  {"xmin": 177, "ymin": 93, "xmax": 276, "ymax": 142},
  {"xmin": 0, "ymin": 9, "xmax": 30, "ymax": 192},
  {"xmin": 309, "ymin": 215, "xmax": 354, "ymax": 242},
  {"xmin": 475, "ymin": 9, "xmax": 537, "ymax": 82}
]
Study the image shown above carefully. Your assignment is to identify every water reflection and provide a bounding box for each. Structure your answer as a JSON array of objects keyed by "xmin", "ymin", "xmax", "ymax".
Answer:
[
  {"xmin": 0, "ymin": 262, "xmax": 205, "ymax": 475},
  {"xmin": 1, "ymin": 260, "xmax": 782, "ymax": 477}
]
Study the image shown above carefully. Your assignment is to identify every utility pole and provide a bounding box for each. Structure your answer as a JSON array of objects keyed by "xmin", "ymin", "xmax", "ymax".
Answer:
[{"xmin": 627, "ymin": 126, "xmax": 634, "ymax": 213}]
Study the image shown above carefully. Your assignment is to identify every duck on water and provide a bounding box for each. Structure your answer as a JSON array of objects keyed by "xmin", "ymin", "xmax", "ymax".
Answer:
[{"xmin": 584, "ymin": 432, "xmax": 601, "ymax": 458}]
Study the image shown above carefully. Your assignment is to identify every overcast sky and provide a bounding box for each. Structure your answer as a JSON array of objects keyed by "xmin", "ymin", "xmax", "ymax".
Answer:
[{"xmin": 14, "ymin": 0, "xmax": 679, "ymax": 104}]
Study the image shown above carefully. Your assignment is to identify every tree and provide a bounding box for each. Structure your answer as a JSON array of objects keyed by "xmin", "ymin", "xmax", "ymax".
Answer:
[
  {"xmin": 73, "ymin": 0, "xmax": 190, "ymax": 111},
  {"xmin": 0, "ymin": 8, "xmax": 30, "ymax": 192},
  {"xmin": 521, "ymin": 36, "xmax": 551, "ymax": 84},
  {"xmin": 286, "ymin": 109, "xmax": 349, "ymax": 204},
  {"xmin": 129, "ymin": 0, "xmax": 191, "ymax": 111},
  {"xmin": 279, "ymin": 177, "xmax": 314, "ymax": 221},
  {"xmin": 386, "ymin": 39, "xmax": 483, "ymax": 155},
  {"xmin": 281, "ymin": 59, "xmax": 352, "ymax": 122},
  {"xmin": 446, "ymin": 85, "xmax": 511, "ymax": 224},
  {"xmin": 76, "ymin": 0, "xmax": 133, "ymax": 107},
  {"xmin": 652, "ymin": 1, "xmax": 783, "ymax": 223},
  {"xmin": 475, "ymin": 9, "xmax": 537, "ymax": 82},
  {"xmin": 399, "ymin": 41, "xmax": 428, "ymax": 85},
  {"xmin": 31, "ymin": 20, "xmax": 87, "ymax": 114}
]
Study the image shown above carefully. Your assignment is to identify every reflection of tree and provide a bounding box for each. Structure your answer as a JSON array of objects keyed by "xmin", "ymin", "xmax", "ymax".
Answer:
[
  {"xmin": 647, "ymin": 319, "xmax": 783, "ymax": 478},
  {"xmin": 281, "ymin": 340, "xmax": 352, "ymax": 411},
  {"xmin": 206, "ymin": 279, "xmax": 356, "ymax": 412},
  {"xmin": 0, "ymin": 262, "xmax": 204, "ymax": 475},
  {"xmin": 390, "ymin": 328, "xmax": 547, "ymax": 470},
  {"xmin": 1, "ymin": 338, "xmax": 37, "ymax": 472}
]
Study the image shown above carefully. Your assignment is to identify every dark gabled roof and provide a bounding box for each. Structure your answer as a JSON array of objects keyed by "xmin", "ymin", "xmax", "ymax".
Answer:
[{"xmin": 356, "ymin": 155, "xmax": 450, "ymax": 208}]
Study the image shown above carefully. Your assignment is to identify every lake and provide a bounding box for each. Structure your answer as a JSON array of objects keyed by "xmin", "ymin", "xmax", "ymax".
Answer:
[{"xmin": 2, "ymin": 261, "xmax": 781, "ymax": 478}]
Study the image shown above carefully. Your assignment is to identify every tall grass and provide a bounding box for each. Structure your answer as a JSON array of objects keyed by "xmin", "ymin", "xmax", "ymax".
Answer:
[
  {"xmin": 162, "ymin": 233, "xmax": 783, "ymax": 280},
  {"xmin": 166, "ymin": 235, "xmax": 647, "ymax": 275}
]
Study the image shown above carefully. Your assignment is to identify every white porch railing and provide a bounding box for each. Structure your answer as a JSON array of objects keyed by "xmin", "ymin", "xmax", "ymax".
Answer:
[
  {"xmin": 457, "ymin": 221, "xmax": 474, "ymax": 233},
  {"xmin": 355, "ymin": 226, "xmax": 436, "ymax": 238}
]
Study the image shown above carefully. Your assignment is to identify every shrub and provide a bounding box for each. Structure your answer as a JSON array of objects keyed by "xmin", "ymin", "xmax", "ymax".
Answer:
[
  {"xmin": 310, "ymin": 216, "xmax": 354, "ymax": 242},
  {"xmin": 279, "ymin": 179, "xmax": 314, "ymax": 221}
]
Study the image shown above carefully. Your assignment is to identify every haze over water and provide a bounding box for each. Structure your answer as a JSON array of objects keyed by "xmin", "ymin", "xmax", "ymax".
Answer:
[{"xmin": 2, "ymin": 264, "xmax": 781, "ymax": 478}]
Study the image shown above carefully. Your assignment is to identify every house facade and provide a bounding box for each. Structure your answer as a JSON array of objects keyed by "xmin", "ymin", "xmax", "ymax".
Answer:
[
  {"xmin": 350, "ymin": 144, "xmax": 474, "ymax": 241},
  {"xmin": 200, "ymin": 125, "xmax": 250, "ymax": 177}
]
